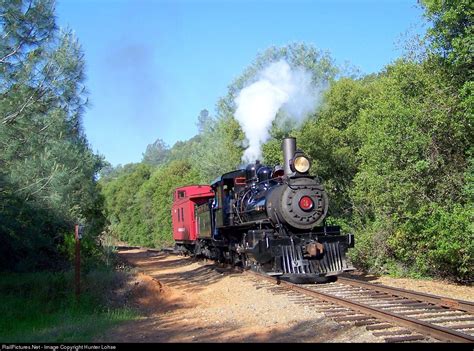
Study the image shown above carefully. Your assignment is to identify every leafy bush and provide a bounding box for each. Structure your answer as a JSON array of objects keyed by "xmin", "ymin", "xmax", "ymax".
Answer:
[{"xmin": 392, "ymin": 204, "xmax": 473, "ymax": 281}]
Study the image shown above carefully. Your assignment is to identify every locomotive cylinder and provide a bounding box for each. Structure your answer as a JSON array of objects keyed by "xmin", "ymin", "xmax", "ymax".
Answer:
[{"xmin": 282, "ymin": 137, "xmax": 296, "ymax": 176}]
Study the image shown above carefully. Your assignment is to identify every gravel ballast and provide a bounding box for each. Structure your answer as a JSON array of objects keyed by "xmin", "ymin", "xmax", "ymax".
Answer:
[{"xmin": 97, "ymin": 248, "xmax": 472, "ymax": 343}]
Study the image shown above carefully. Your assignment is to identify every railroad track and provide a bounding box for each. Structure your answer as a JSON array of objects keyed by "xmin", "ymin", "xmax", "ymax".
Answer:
[
  {"xmin": 245, "ymin": 270, "xmax": 474, "ymax": 343},
  {"xmin": 139, "ymin": 248, "xmax": 474, "ymax": 342}
]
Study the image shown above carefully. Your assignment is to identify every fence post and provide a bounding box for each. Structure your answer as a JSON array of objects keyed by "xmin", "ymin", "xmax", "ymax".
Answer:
[{"xmin": 75, "ymin": 224, "xmax": 81, "ymax": 300}]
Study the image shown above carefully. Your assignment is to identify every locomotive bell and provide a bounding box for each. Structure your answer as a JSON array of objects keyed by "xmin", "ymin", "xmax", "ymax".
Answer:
[{"xmin": 272, "ymin": 165, "xmax": 284, "ymax": 178}]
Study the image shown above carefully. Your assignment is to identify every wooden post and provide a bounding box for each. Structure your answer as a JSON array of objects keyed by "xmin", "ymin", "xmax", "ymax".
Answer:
[{"xmin": 75, "ymin": 224, "xmax": 80, "ymax": 300}]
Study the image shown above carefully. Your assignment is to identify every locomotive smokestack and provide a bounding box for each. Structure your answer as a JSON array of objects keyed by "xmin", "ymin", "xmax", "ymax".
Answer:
[{"xmin": 282, "ymin": 137, "xmax": 296, "ymax": 176}]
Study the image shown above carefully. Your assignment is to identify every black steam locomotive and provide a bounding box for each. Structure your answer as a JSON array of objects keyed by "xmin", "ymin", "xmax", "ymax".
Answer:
[{"xmin": 176, "ymin": 137, "xmax": 354, "ymax": 283}]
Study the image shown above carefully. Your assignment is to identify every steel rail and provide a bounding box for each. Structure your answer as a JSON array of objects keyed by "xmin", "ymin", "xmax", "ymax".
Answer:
[
  {"xmin": 246, "ymin": 270, "xmax": 474, "ymax": 343},
  {"xmin": 338, "ymin": 277, "xmax": 474, "ymax": 314},
  {"xmin": 157, "ymin": 248, "xmax": 474, "ymax": 342}
]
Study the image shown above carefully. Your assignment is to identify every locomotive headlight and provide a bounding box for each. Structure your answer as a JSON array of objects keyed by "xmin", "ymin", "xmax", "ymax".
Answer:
[{"xmin": 293, "ymin": 155, "xmax": 311, "ymax": 173}]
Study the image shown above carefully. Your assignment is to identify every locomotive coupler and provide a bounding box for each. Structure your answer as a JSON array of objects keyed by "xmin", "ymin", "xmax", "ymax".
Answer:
[{"xmin": 303, "ymin": 242, "xmax": 325, "ymax": 259}]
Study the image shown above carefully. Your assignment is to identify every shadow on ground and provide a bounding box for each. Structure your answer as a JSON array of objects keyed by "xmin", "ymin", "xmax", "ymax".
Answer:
[
  {"xmin": 96, "ymin": 309, "xmax": 354, "ymax": 343},
  {"xmin": 341, "ymin": 271, "xmax": 381, "ymax": 283},
  {"xmin": 97, "ymin": 248, "xmax": 378, "ymax": 343},
  {"xmin": 118, "ymin": 248, "xmax": 242, "ymax": 294}
]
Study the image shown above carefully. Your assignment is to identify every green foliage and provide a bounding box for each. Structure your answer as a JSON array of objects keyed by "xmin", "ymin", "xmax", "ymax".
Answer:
[
  {"xmin": 348, "ymin": 59, "xmax": 472, "ymax": 281},
  {"xmin": 219, "ymin": 42, "xmax": 339, "ymax": 167},
  {"xmin": 225, "ymin": 42, "xmax": 338, "ymax": 96},
  {"xmin": 420, "ymin": 0, "xmax": 473, "ymax": 85},
  {"xmin": 101, "ymin": 164, "xmax": 152, "ymax": 244},
  {"xmin": 0, "ymin": 270, "xmax": 135, "ymax": 342},
  {"xmin": 262, "ymin": 138, "xmax": 283, "ymax": 166},
  {"xmin": 100, "ymin": 33, "xmax": 472, "ymax": 282},
  {"xmin": 391, "ymin": 203, "xmax": 473, "ymax": 280},
  {"xmin": 141, "ymin": 138, "xmax": 170, "ymax": 166},
  {"xmin": 297, "ymin": 77, "xmax": 370, "ymax": 219},
  {"xmin": 99, "ymin": 162, "xmax": 140, "ymax": 182},
  {"xmin": 141, "ymin": 160, "xmax": 201, "ymax": 246},
  {"xmin": 0, "ymin": 0, "xmax": 106, "ymax": 271},
  {"xmin": 190, "ymin": 113, "xmax": 244, "ymax": 182},
  {"xmin": 101, "ymin": 160, "xmax": 201, "ymax": 248},
  {"xmin": 352, "ymin": 203, "xmax": 473, "ymax": 281}
]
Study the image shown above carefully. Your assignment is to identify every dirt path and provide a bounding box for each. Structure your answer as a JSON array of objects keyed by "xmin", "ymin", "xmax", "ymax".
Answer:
[
  {"xmin": 97, "ymin": 248, "xmax": 381, "ymax": 342},
  {"xmin": 96, "ymin": 248, "xmax": 472, "ymax": 343}
]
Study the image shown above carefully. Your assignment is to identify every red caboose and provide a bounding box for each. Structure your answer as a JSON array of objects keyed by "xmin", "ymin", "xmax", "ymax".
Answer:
[{"xmin": 171, "ymin": 185, "xmax": 214, "ymax": 244}]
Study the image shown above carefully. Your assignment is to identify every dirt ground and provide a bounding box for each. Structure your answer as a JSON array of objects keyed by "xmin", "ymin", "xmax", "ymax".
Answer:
[
  {"xmin": 345, "ymin": 271, "xmax": 473, "ymax": 302},
  {"xmin": 96, "ymin": 248, "xmax": 473, "ymax": 343}
]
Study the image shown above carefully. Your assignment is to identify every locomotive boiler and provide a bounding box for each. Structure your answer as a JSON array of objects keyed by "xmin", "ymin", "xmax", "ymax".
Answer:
[{"xmin": 172, "ymin": 137, "xmax": 354, "ymax": 283}]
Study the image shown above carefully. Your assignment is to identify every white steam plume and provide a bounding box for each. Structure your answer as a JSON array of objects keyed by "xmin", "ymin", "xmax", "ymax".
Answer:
[{"xmin": 235, "ymin": 60, "xmax": 324, "ymax": 163}]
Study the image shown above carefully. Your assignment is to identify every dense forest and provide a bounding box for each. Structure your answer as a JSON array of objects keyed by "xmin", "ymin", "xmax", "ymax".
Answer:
[
  {"xmin": 0, "ymin": 0, "xmax": 106, "ymax": 272},
  {"xmin": 0, "ymin": 0, "xmax": 472, "ymax": 285},
  {"xmin": 99, "ymin": 1, "xmax": 473, "ymax": 282},
  {"xmin": 0, "ymin": 1, "xmax": 132, "ymax": 341}
]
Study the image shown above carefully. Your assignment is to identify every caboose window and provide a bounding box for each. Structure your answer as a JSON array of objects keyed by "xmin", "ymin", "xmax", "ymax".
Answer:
[
  {"xmin": 178, "ymin": 190, "xmax": 186, "ymax": 198},
  {"xmin": 181, "ymin": 208, "xmax": 184, "ymax": 221}
]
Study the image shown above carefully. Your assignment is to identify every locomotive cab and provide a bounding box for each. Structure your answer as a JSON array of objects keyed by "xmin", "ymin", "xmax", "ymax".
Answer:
[{"xmin": 211, "ymin": 169, "xmax": 247, "ymax": 228}]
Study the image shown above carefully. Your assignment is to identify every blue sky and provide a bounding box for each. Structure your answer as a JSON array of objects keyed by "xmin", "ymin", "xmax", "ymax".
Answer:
[{"xmin": 56, "ymin": 0, "xmax": 426, "ymax": 166}]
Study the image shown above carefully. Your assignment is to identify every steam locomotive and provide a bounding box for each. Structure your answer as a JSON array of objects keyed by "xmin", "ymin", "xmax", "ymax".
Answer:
[{"xmin": 172, "ymin": 137, "xmax": 354, "ymax": 283}]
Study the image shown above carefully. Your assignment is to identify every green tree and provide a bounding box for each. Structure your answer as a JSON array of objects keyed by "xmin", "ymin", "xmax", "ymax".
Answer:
[
  {"xmin": 350, "ymin": 60, "xmax": 472, "ymax": 280},
  {"xmin": 206, "ymin": 43, "xmax": 340, "ymax": 175},
  {"xmin": 297, "ymin": 77, "xmax": 371, "ymax": 222},
  {"xmin": 190, "ymin": 113, "xmax": 244, "ymax": 182},
  {"xmin": 0, "ymin": 0, "xmax": 105, "ymax": 271},
  {"xmin": 141, "ymin": 138, "xmax": 170, "ymax": 166},
  {"xmin": 196, "ymin": 109, "xmax": 212, "ymax": 134},
  {"xmin": 101, "ymin": 164, "xmax": 152, "ymax": 244},
  {"xmin": 101, "ymin": 160, "xmax": 201, "ymax": 247},
  {"xmin": 144, "ymin": 160, "xmax": 201, "ymax": 246},
  {"xmin": 420, "ymin": 0, "xmax": 473, "ymax": 85}
]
